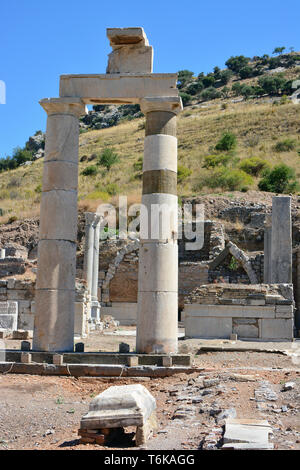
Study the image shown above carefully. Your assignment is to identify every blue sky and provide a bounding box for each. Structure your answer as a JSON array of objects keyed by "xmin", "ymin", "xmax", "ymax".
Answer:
[{"xmin": 0, "ymin": 0, "xmax": 299, "ymax": 158}]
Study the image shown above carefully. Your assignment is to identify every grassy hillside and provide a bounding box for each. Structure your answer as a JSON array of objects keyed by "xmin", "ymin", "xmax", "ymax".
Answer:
[{"xmin": 0, "ymin": 96, "xmax": 299, "ymax": 224}]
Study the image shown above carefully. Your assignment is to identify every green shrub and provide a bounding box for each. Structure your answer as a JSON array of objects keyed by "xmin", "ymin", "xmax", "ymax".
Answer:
[
  {"xmin": 97, "ymin": 148, "xmax": 120, "ymax": 170},
  {"xmin": 200, "ymin": 87, "xmax": 221, "ymax": 101},
  {"xmin": 133, "ymin": 157, "xmax": 143, "ymax": 172},
  {"xmin": 215, "ymin": 132, "xmax": 237, "ymax": 151},
  {"xmin": 179, "ymin": 92, "xmax": 192, "ymax": 106},
  {"xmin": 81, "ymin": 165, "xmax": 98, "ymax": 176},
  {"xmin": 239, "ymin": 157, "xmax": 270, "ymax": 176},
  {"xmin": 177, "ymin": 165, "xmax": 192, "ymax": 183},
  {"xmin": 35, "ymin": 184, "xmax": 42, "ymax": 193},
  {"xmin": 202, "ymin": 154, "xmax": 232, "ymax": 169},
  {"xmin": 105, "ymin": 183, "xmax": 119, "ymax": 195},
  {"xmin": 177, "ymin": 70, "xmax": 194, "ymax": 88},
  {"xmin": 204, "ymin": 168, "xmax": 253, "ymax": 191},
  {"xmin": 258, "ymin": 74, "xmax": 288, "ymax": 95},
  {"xmin": 258, "ymin": 164, "xmax": 299, "ymax": 193},
  {"xmin": 225, "ymin": 55, "xmax": 250, "ymax": 73},
  {"xmin": 274, "ymin": 138, "xmax": 296, "ymax": 152}
]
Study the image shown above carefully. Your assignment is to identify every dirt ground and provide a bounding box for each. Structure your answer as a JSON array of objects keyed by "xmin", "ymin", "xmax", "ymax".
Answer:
[{"xmin": 1, "ymin": 330, "xmax": 300, "ymax": 451}]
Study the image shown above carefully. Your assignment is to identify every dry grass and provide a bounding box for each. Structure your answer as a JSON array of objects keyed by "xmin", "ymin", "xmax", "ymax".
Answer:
[{"xmin": 0, "ymin": 99, "xmax": 299, "ymax": 222}]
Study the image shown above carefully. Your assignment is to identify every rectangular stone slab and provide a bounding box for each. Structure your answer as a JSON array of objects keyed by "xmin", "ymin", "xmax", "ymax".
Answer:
[
  {"xmin": 80, "ymin": 384, "xmax": 156, "ymax": 429},
  {"xmin": 59, "ymin": 74, "xmax": 178, "ymax": 104},
  {"xmin": 223, "ymin": 418, "xmax": 273, "ymax": 447}
]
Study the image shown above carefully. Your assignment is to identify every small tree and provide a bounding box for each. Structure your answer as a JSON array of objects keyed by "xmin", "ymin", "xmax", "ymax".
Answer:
[
  {"xmin": 258, "ymin": 164, "xmax": 299, "ymax": 193},
  {"xmin": 97, "ymin": 148, "xmax": 120, "ymax": 170},
  {"xmin": 225, "ymin": 55, "xmax": 250, "ymax": 74},
  {"xmin": 272, "ymin": 47, "xmax": 286, "ymax": 55},
  {"xmin": 177, "ymin": 70, "xmax": 194, "ymax": 88},
  {"xmin": 179, "ymin": 92, "xmax": 193, "ymax": 106},
  {"xmin": 215, "ymin": 132, "xmax": 237, "ymax": 152}
]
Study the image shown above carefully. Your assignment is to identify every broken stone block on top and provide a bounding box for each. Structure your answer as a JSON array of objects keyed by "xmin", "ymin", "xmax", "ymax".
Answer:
[{"xmin": 106, "ymin": 27, "xmax": 153, "ymax": 74}]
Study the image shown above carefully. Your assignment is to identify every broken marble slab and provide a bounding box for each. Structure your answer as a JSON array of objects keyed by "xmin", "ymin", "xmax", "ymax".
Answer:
[
  {"xmin": 222, "ymin": 418, "xmax": 273, "ymax": 450},
  {"xmin": 80, "ymin": 384, "xmax": 156, "ymax": 429}
]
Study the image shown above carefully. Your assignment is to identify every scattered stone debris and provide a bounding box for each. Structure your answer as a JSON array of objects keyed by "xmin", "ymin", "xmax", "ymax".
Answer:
[{"xmin": 282, "ymin": 381, "xmax": 295, "ymax": 391}]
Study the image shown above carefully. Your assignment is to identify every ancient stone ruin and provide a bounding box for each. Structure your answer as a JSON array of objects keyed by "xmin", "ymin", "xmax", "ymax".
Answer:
[
  {"xmin": 32, "ymin": 27, "xmax": 182, "ymax": 353},
  {"xmin": 0, "ymin": 28, "xmax": 297, "ymax": 354}
]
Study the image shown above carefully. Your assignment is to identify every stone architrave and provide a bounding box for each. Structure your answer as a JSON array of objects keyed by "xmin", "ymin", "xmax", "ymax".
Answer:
[
  {"xmin": 33, "ymin": 98, "xmax": 86, "ymax": 352},
  {"xmin": 136, "ymin": 96, "xmax": 183, "ymax": 354}
]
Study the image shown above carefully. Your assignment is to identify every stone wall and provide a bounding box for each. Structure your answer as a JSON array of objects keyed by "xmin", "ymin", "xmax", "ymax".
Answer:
[
  {"xmin": 184, "ymin": 283, "xmax": 294, "ymax": 341},
  {"xmin": 0, "ymin": 279, "xmax": 90, "ymax": 336}
]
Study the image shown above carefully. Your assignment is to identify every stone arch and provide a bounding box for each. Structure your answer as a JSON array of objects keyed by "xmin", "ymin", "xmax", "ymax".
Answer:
[
  {"xmin": 102, "ymin": 239, "xmax": 140, "ymax": 292},
  {"xmin": 209, "ymin": 241, "xmax": 258, "ymax": 284}
]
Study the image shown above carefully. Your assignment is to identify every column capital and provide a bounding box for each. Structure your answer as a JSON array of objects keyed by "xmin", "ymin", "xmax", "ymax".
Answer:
[
  {"xmin": 40, "ymin": 97, "xmax": 87, "ymax": 117},
  {"xmin": 140, "ymin": 96, "xmax": 183, "ymax": 115},
  {"xmin": 85, "ymin": 212, "xmax": 102, "ymax": 227}
]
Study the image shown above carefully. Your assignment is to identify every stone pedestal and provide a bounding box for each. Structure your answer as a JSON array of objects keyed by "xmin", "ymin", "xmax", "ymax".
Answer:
[
  {"xmin": 136, "ymin": 97, "xmax": 182, "ymax": 354},
  {"xmin": 270, "ymin": 196, "xmax": 292, "ymax": 283},
  {"xmin": 33, "ymin": 98, "xmax": 86, "ymax": 352}
]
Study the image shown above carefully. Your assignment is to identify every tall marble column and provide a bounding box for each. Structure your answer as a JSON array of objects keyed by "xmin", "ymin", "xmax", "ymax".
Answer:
[
  {"xmin": 136, "ymin": 97, "xmax": 182, "ymax": 354},
  {"xmin": 83, "ymin": 212, "xmax": 97, "ymax": 297},
  {"xmin": 83, "ymin": 212, "xmax": 101, "ymax": 321},
  {"xmin": 33, "ymin": 98, "xmax": 86, "ymax": 352}
]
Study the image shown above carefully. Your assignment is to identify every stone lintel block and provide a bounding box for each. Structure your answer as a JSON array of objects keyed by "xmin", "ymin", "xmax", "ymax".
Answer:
[
  {"xmin": 39, "ymin": 190, "xmax": 78, "ymax": 242},
  {"xmin": 185, "ymin": 316, "xmax": 232, "ymax": 339},
  {"xmin": 33, "ymin": 289, "xmax": 75, "ymax": 352},
  {"xmin": 42, "ymin": 160, "xmax": 78, "ymax": 192},
  {"xmin": 36, "ymin": 240, "xmax": 76, "ymax": 290},
  {"xmin": 260, "ymin": 318, "xmax": 294, "ymax": 340},
  {"xmin": 59, "ymin": 74, "xmax": 178, "ymax": 104},
  {"xmin": 275, "ymin": 305, "xmax": 294, "ymax": 318},
  {"xmin": 138, "ymin": 242, "xmax": 177, "ymax": 292},
  {"xmin": 107, "ymin": 45, "xmax": 153, "ymax": 74},
  {"xmin": 107, "ymin": 28, "xmax": 149, "ymax": 47},
  {"xmin": 143, "ymin": 134, "xmax": 177, "ymax": 172},
  {"xmin": 184, "ymin": 304, "xmax": 275, "ymax": 319},
  {"xmin": 80, "ymin": 384, "xmax": 156, "ymax": 429}
]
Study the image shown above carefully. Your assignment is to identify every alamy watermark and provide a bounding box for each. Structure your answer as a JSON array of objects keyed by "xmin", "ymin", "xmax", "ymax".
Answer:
[
  {"xmin": 0, "ymin": 80, "xmax": 6, "ymax": 104},
  {"xmin": 95, "ymin": 197, "xmax": 205, "ymax": 251}
]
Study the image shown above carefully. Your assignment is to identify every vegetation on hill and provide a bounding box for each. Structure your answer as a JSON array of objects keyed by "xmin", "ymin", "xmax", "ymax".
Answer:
[{"xmin": 0, "ymin": 48, "xmax": 299, "ymax": 222}]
